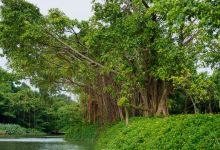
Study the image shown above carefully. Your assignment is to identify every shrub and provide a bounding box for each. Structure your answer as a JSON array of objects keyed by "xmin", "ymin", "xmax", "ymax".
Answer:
[
  {"xmin": 65, "ymin": 123, "xmax": 98, "ymax": 142},
  {"xmin": 0, "ymin": 124, "xmax": 45, "ymax": 136},
  {"xmin": 96, "ymin": 114, "xmax": 220, "ymax": 150}
]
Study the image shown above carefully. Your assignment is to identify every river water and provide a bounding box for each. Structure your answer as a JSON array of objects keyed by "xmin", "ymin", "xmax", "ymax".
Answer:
[{"xmin": 0, "ymin": 137, "xmax": 94, "ymax": 150}]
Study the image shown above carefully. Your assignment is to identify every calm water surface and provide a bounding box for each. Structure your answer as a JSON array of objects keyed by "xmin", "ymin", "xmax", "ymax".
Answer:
[{"xmin": 0, "ymin": 137, "xmax": 94, "ymax": 150}]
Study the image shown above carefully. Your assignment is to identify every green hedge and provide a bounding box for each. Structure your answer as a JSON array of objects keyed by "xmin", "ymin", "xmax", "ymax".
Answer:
[
  {"xmin": 0, "ymin": 124, "xmax": 45, "ymax": 136},
  {"xmin": 96, "ymin": 114, "xmax": 220, "ymax": 150}
]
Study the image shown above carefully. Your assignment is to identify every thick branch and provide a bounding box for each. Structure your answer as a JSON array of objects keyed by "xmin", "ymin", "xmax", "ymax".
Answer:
[
  {"xmin": 46, "ymin": 30, "xmax": 118, "ymax": 74},
  {"xmin": 63, "ymin": 78, "xmax": 87, "ymax": 88},
  {"xmin": 131, "ymin": 104, "xmax": 153, "ymax": 112},
  {"xmin": 183, "ymin": 30, "xmax": 200, "ymax": 45}
]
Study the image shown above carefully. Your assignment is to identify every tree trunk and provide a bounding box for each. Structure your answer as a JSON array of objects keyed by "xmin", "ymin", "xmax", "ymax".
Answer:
[
  {"xmin": 156, "ymin": 99, "xmax": 168, "ymax": 115},
  {"xmin": 190, "ymin": 96, "xmax": 199, "ymax": 114},
  {"xmin": 119, "ymin": 108, "xmax": 124, "ymax": 121},
  {"xmin": 208, "ymin": 101, "xmax": 212, "ymax": 113},
  {"xmin": 125, "ymin": 107, "xmax": 129, "ymax": 126},
  {"xmin": 156, "ymin": 83, "xmax": 168, "ymax": 116}
]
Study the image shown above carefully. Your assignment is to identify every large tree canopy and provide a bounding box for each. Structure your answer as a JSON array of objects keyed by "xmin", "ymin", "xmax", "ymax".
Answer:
[{"xmin": 0, "ymin": 0, "xmax": 219, "ymax": 124}]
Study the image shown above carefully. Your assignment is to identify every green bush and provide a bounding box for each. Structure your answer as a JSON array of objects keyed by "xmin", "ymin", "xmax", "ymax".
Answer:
[
  {"xmin": 96, "ymin": 114, "xmax": 220, "ymax": 150},
  {"xmin": 0, "ymin": 124, "xmax": 45, "ymax": 136},
  {"xmin": 65, "ymin": 123, "xmax": 98, "ymax": 142}
]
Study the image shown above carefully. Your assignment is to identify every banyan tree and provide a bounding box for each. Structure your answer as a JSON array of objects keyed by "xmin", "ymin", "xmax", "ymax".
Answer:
[{"xmin": 0, "ymin": 0, "xmax": 218, "ymax": 124}]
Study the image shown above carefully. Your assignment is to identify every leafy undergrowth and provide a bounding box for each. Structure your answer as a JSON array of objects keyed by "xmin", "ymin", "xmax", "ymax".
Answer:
[
  {"xmin": 96, "ymin": 114, "xmax": 220, "ymax": 150},
  {"xmin": 65, "ymin": 123, "xmax": 98, "ymax": 142},
  {"xmin": 0, "ymin": 124, "xmax": 46, "ymax": 136}
]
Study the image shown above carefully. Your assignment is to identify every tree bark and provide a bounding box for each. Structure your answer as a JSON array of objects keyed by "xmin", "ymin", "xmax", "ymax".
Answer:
[
  {"xmin": 190, "ymin": 96, "xmax": 199, "ymax": 114},
  {"xmin": 156, "ymin": 83, "xmax": 169, "ymax": 116},
  {"xmin": 125, "ymin": 107, "xmax": 129, "ymax": 126}
]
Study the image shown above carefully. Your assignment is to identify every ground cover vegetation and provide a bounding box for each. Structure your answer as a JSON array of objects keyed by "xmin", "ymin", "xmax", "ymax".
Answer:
[{"xmin": 97, "ymin": 114, "xmax": 220, "ymax": 150}]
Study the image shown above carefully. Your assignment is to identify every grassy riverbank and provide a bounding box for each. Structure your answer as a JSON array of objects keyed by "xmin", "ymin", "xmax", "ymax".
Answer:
[
  {"xmin": 65, "ymin": 123, "xmax": 98, "ymax": 142},
  {"xmin": 0, "ymin": 124, "xmax": 46, "ymax": 136},
  {"xmin": 96, "ymin": 114, "xmax": 220, "ymax": 150}
]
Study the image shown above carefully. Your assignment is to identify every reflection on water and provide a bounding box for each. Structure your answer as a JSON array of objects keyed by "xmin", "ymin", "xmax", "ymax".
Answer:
[
  {"xmin": 0, "ymin": 138, "xmax": 65, "ymax": 142},
  {"xmin": 0, "ymin": 137, "xmax": 93, "ymax": 150}
]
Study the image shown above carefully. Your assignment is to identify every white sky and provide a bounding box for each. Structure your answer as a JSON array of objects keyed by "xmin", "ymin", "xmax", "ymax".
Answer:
[
  {"xmin": 0, "ymin": 0, "xmax": 92, "ymax": 69},
  {"xmin": 27, "ymin": 0, "xmax": 92, "ymax": 19}
]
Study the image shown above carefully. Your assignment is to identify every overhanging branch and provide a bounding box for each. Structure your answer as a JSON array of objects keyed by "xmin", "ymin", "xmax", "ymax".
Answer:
[{"xmin": 45, "ymin": 30, "xmax": 118, "ymax": 74}]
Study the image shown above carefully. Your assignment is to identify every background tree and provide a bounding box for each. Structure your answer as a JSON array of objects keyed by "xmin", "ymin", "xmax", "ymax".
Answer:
[{"xmin": 0, "ymin": 67, "xmax": 82, "ymax": 133}]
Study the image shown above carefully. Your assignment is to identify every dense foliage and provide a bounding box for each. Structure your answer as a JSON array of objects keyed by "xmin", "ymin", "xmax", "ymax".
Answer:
[
  {"xmin": 0, "ymin": 1, "xmax": 219, "ymax": 148},
  {"xmin": 0, "ymin": 68, "xmax": 83, "ymax": 134},
  {"xmin": 0, "ymin": 124, "xmax": 45, "ymax": 136},
  {"xmin": 97, "ymin": 114, "xmax": 220, "ymax": 150},
  {"xmin": 169, "ymin": 70, "xmax": 220, "ymax": 114},
  {"xmin": 0, "ymin": 0, "xmax": 219, "ymax": 126},
  {"xmin": 65, "ymin": 124, "xmax": 98, "ymax": 142}
]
